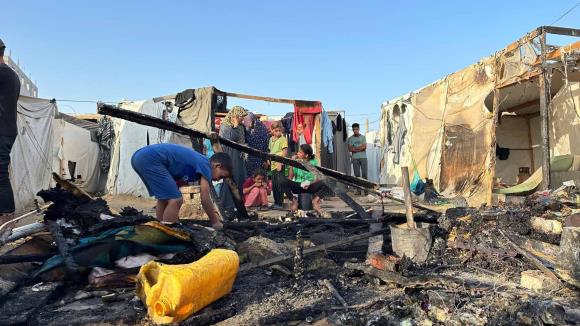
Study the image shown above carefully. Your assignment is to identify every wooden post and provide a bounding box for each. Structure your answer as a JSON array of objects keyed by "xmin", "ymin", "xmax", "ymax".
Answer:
[
  {"xmin": 538, "ymin": 30, "xmax": 551, "ymax": 190},
  {"xmin": 400, "ymin": 166, "xmax": 415, "ymax": 228}
]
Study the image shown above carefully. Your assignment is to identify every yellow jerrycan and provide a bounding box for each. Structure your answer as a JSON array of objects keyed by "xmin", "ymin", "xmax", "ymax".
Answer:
[{"xmin": 136, "ymin": 249, "xmax": 239, "ymax": 324}]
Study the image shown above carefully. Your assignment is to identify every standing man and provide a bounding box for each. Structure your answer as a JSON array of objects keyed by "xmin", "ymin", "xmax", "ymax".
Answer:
[
  {"xmin": 0, "ymin": 38, "xmax": 21, "ymax": 233},
  {"xmin": 347, "ymin": 123, "xmax": 367, "ymax": 195}
]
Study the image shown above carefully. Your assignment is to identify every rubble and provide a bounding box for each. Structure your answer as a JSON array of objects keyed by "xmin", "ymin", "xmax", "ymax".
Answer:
[{"xmin": 0, "ymin": 180, "xmax": 579, "ymax": 325}]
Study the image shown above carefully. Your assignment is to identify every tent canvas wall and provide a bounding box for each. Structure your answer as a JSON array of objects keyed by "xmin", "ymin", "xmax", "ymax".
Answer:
[
  {"xmin": 379, "ymin": 26, "xmax": 580, "ymax": 206},
  {"xmin": 52, "ymin": 118, "xmax": 103, "ymax": 193},
  {"xmin": 11, "ymin": 96, "xmax": 57, "ymax": 213},
  {"xmin": 106, "ymin": 99, "xmax": 177, "ymax": 197}
]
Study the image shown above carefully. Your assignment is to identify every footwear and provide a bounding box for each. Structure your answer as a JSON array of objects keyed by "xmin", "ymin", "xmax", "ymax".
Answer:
[
  {"xmin": 270, "ymin": 204, "xmax": 283, "ymax": 210},
  {"xmin": 258, "ymin": 206, "xmax": 269, "ymax": 211}
]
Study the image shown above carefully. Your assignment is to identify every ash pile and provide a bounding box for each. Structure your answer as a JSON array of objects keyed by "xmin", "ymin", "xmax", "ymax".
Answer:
[{"xmin": 0, "ymin": 184, "xmax": 578, "ymax": 326}]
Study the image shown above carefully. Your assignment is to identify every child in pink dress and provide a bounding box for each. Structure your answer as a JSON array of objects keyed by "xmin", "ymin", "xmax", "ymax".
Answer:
[{"xmin": 242, "ymin": 170, "xmax": 270, "ymax": 209}]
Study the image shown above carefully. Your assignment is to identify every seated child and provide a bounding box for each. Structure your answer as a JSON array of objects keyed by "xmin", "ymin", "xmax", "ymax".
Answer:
[{"xmin": 242, "ymin": 170, "xmax": 270, "ymax": 209}]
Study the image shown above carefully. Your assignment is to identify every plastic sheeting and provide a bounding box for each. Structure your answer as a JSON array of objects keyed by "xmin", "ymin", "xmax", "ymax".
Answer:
[
  {"xmin": 550, "ymin": 82, "xmax": 580, "ymax": 157},
  {"xmin": 380, "ymin": 58, "xmax": 496, "ymax": 205},
  {"xmin": 106, "ymin": 100, "xmax": 177, "ymax": 197},
  {"xmin": 10, "ymin": 96, "xmax": 57, "ymax": 213},
  {"xmin": 52, "ymin": 119, "xmax": 102, "ymax": 193}
]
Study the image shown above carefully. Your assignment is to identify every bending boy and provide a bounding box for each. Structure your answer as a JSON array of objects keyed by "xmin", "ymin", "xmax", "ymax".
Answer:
[{"xmin": 131, "ymin": 143, "xmax": 232, "ymax": 229}]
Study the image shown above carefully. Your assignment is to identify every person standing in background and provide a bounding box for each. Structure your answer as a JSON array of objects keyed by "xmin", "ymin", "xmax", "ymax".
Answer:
[
  {"xmin": 347, "ymin": 123, "xmax": 368, "ymax": 195},
  {"xmin": 218, "ymin": 106, "xmax": 248, "ymax": 213},
  {"xmin": 268, "ymin": 121, "xmax": 288, "ymax": 209},
  {"xmin": 0, "ymin": 38, "xmax": 21, "ymax": 236}
]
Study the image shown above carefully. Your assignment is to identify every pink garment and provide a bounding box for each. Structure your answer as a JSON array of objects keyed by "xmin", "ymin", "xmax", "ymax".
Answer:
[
  {"xmin": 244, "ymin": 187, "xmax": 269, "ymax": 207},
  {"xmin": 292, "ymin": 101, "xmax": 322, "ymax": 144}
]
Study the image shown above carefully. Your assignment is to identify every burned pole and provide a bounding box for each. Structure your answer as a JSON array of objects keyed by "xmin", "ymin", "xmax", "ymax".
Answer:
[
  {"xmin": 400, "ymin": 167, "xmax": 415, "ymax": 228},
  {"xmin": 538, "ymin": 29, "xmax": 551, "ymax": 190},
  {"xmin": 98, "ymin": 103, "xmax": 378, "ymax": 192}
]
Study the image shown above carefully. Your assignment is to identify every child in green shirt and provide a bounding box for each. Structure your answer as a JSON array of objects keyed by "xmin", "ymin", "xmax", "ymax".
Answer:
[{"xmin": 268, "ymin": 121, "xmax": 288, "ymax": 208}]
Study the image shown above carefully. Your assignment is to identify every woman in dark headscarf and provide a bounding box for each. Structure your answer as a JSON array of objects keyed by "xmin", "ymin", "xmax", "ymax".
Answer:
[
  {"xmin": 242, "ymin": 112, "xmax": 270, "ymax": 177},
  {"xmin": 218, "ymin": 106, "xmax": 249, "ymax": 212}
]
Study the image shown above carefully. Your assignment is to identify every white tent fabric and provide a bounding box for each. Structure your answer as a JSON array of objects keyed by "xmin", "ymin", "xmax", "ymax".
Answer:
[
  {"xmin": 364, "ymin": 131, "xmax": 381, "ymax": 184},
  {"xmin": 10, "ymin": 96, "xmax": 57, "ymax": 213},
  {"xmin": 106, "ymin": 100, "xmax": 177, "ymax": 197},
  {"xmin": 52, "ymin": 119, "xmax": 102, "ymax": 193}
]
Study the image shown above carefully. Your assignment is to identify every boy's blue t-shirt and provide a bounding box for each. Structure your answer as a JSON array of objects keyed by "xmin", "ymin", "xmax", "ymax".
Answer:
[{"xmin": 149, "ymin": 143, "xmax": 212, "ymax": 183}]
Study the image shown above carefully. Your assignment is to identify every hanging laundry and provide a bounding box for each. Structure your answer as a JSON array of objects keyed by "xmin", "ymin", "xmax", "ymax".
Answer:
[
  {"xmin": 292, "ymin": 101, "xmax": 322, "ymax": 144},
  {"xmin": 321, "ymin": 110, "xmax": 334, "ymax": 154},
  {"xmin": 392, "ymin": 115, "xmax": 407, "ymax": 164}
]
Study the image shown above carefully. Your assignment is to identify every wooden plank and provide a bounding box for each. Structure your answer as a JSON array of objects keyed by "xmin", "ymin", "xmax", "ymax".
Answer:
[
  {"xmin": 400, "ymin": 167, "xmax": 415, "ymax": 228},
  {"xmin": 538, "ymin": 31, "xmax": 551, "ymax": 190},
  {"xmin": 97, "ymin": 103, "xmax": 379, "ymax": 191},
  {"xmin": 238, "ymin": 229, "xmax": 384, "ymax": 272},
  {"xmin": 498, "ymin": 230, "xmax": 560, "ymax": 283},
  {"xmin": 222, "ymin": 91, "xmax": 299, "ymax": 104},
  {"xmin": 527, "ymin": 117, "xmax": 536, "ymax": 171},
  {"xmin": 543, "ymin": 26, "xmax": 580, "ymax": 37}
]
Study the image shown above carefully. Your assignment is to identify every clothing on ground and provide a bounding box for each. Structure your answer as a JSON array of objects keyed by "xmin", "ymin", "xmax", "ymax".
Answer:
[
  {"xmin": 0, "ymin": 135, "xmax": 16, "ymax": 213},
  {"xmin": 0, "ymin": 63, "xmax": 21, "ymax": 137},
  {"xmin": 269, "ymin": 136, "xmax": 288, "ymax": 171},
  {"xmin": 293, "ymin": 159, "xmax": 318, "ymax": 183},
  {"xmin": 131, "ymin": 144, "xmax": 211, "ymax": 200},
  {"xmin": 348, "ymin": 135, "xmax": 367, "ymax": 159},
  {"xmin": 281, "ymin": 179, "xmax": 332, "ymax": 200},
  {"xmin": 352, "ymin": 158, "xmax": 368, "ymax": 179}
]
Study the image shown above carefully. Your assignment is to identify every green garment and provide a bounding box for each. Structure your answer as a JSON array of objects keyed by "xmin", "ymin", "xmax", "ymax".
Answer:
[
  {"xmin": 293, "ymin": 159, "xmax": 318, "ymax": 183},
  {"xmin": 269, "ymin": 136, "xmax": 288, "ymax": 171},
  {"xmin": 348, "ymin": 135, "xmax": 367, "ymax": 159}
]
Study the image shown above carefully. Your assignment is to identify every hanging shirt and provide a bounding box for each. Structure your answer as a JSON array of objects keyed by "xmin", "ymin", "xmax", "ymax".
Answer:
[
  {"xmin": 347, "ymin": 135, "xmax": 367, "ymax": 159},
  {"xmin": 321, "ymin": 110, "xmax": 334, "ymax": 154},
  {"xmin": 269, "ymin": 136, "xmax": 288, "ymax": 171},
  {"xmin": 293, "ymin": 159, "xmax": 318, "ymax": 183}
]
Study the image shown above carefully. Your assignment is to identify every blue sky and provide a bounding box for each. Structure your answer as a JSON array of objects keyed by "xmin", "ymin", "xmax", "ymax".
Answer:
[{"xmin": 2, "ymin": 1, "xmax": 579, "ymax": 130}]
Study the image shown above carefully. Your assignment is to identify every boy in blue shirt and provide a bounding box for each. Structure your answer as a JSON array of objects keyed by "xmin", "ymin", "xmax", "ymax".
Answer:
[{"xmin": 131, "ymin": 143, "xmax": 232, "ymax": 229}]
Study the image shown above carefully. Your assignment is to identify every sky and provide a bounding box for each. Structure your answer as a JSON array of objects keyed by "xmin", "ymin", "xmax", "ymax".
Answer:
[{"xmin": 2, "ymin": 1, "xmax": 579, "ymax": 131}]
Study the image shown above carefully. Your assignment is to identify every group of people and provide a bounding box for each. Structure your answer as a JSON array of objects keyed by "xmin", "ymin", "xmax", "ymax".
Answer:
[
  {"xmin": 129, "ymin": 107, "xmax": 335, "ymax": 229},
  {"xmin": 216, "ymin": 106, "xmax": 333, "ymax": 215},
  {"xmin": 1, "ymin": 35, "xmax": 368, "ymax": 233}
]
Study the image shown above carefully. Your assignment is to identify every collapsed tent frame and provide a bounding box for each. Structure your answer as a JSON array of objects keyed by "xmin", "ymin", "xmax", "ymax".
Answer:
[{"xmin": 380, "ymin": 25, "xmax": 580, "ymax": 205}]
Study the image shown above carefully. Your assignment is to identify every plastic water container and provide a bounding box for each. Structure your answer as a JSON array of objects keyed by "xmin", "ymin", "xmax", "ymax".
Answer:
[{"xmin": 136, "ymin": 249, "xmax": 239, "ymax": 324}]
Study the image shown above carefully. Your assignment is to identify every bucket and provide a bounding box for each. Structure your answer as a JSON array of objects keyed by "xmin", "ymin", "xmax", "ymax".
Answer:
[
  {"xmin": 299, "ymin": 193, "xmax": 313, "ymax": 210},
  {"xmin": 390, "ymin": 222, "xmax": 432, "ymax": 263}
]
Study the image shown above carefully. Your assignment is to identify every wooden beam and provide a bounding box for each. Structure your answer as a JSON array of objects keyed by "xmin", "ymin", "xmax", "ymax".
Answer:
[
  {"xmin": 527, "ymin": 117, "xmax": 535, "ymax": 171},
  {"xmin": 97, "ymin": 103, "xmax": 379, "ymax": 191},
  {"xmin": 238, "ymin": 228, "xmax": 385, "ymax": 272},
  {"xmin": 543, "ymin": 26, "xmax": 580, "ymax": 37},
  {"xmin": 501, "ymin": 99, "xmax": 540, "ymax": 113},
  {"xmin": 538, "ymin": 31, "xmax": 551, "ymax": 190},
  {"xmin": 400, "ymin": 167, "xmax": 415, "ymax": 228},
  {"xmin": 222, "ymin": 91, "xmax": 299, "ymax": 104},
  {"xmin": 533, "ymin": 40, "xmax": 580, "ymax": 65}
]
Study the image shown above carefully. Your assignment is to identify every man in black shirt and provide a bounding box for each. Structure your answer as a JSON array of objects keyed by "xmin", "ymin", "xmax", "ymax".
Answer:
[{"xmin": 0, "ymin": 38, "xmax": 21, "ymax": 234}]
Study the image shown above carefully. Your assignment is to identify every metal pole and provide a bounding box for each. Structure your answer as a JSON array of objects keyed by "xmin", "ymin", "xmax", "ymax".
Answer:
[
  {"xmin": 538, "ymin": 30, "xmax": 551, "ymax": 190},
  {"xmin": 400, "ymin": 167, "xmax": 415, "ymax": 228}
]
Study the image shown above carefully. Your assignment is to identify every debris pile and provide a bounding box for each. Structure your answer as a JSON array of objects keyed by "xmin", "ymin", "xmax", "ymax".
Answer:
[{"xmin": 0, "ymin": 184, "xmax": 578, "ymax": 325}]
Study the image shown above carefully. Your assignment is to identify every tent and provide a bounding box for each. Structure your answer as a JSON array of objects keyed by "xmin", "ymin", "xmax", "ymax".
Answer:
[
  {"xmin": 105, "ymin": 99, "xmax": 177, "ymax": 197},
  {"xmin": 52, "ymin": 117, "xmax": 103, "ymax": 193},
  {"xmin": 379, "ymin": 26, "xmax": 580, "ymax": 206},
  {"xmin": 11, "ymin": 96, "xmax": 57, "ymax": 213}
]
